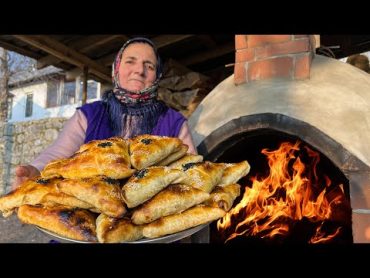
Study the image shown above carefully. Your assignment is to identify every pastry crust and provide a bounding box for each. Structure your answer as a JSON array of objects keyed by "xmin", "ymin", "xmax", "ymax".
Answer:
[
  {"xmin": 41, "ymin": 137, "xmax": 134, "ymax": 179},
  {"xmin": 168, "ymin": 154, "xmax": 204, "ymax": 169},
  {"xmin": 57, "ymin": 177, "xmax": 126, "ymax": 218},
  {"xmin": 156, "ymin": 144, "xmax": 188, "ymax": 166},
  {"xmin": 0, "ymin": 177, "xmax": 94, "ymax": 217},
  {"xmin": 39, "ymin": 159, "xmax": 69, "ymax": 179},
  {"xmin": 131, "ymin": 184, "xmax": 210, "ymax": 225},
  {"xmin": 182, "ymin": 162, "xmax": 225, "ymax": 193},
  {"xmin": 122, "ymin": 166, "xmax": 187, "ymax": 208},
  {"xmin": 142, "ymin": 204, "xmax": 226, "ymax": 238},
  {"xmin": 17, "ymin": 205, "xmax": 97, "ymax": 242},
  {"xmin": 129, "ymin": 135, "xmax": 183, "ymax": 170},
  {"xmin": 96, "ymin": 214, "xmax": 143, "ymax": 243},
  {"xmin": 205, "ymin": 184, "xmax": 241, "ymax": 211},
  {"xmin": 218, "ymin": 160, "xmax": 250, "ymax": 187}
]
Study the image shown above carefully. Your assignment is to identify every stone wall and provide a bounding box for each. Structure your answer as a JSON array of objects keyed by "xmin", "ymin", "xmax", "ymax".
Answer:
[{"xmin": 0, "ymin": 117, "xmax": 67, "ymax": 195}]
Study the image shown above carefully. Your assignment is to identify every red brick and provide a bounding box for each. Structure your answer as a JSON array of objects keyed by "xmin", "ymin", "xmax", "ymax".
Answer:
[
  {"xmin": 234, "ymin": 62, "xmax": 247, "ymax": 85},
  {"xmin": 248, "ymin": 35, "xmax": 292, "ymax": 48},
  {"xmin": 294, "ymin": 53, "xmax": 311, "ymax": 80},
  {"xmin": 248, "ymin": 57, "xmax": 293, "ymax": 81},
  {"xmin": 255, "ymin": 38, "xmax": 310, "ymax": 59},
  {"xmin": 235, "ymin": 48, "xmax": 254, "ymax": 63},
  {"xmin": 235, "ymin": 35, "xmax": 248, "ymax": 50},
  {"xmin": 309, "ymin": 35, "xmax": 319, "ymax": 51}
]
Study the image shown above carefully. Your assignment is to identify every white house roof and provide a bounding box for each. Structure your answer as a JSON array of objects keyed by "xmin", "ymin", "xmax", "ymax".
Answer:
[{"xmin": 9, "ymin": 65, "xmax": 63, "ymax": 86}]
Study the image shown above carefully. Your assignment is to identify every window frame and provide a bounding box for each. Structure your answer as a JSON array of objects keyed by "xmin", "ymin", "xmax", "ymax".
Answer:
[{"xmin": 25, "ymin": 92, "xmax": 33, "ymax": 117}]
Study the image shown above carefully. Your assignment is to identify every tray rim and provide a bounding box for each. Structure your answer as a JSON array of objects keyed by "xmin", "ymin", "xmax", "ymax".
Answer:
[{"xmin": 36, "ymin": 222, "xmax": 209, "ymax": 243}]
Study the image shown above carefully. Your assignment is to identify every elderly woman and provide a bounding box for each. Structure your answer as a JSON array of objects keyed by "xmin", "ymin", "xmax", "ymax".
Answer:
[{"xmin": 12, "ymin": 37, "xmax": 197, "ymax": 189}]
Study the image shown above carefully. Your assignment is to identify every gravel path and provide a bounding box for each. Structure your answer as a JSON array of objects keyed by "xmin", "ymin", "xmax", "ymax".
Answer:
[{"xmin": 0, "ymin": 214, "xmax": 58, "ymax": 243}]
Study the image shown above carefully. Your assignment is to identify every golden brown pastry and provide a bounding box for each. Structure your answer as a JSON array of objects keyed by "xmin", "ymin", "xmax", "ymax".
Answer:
[
  {"xmin": 204, "ymin": 183, "xmax": 241, "ymax": 211},
  {"xmin": 129, "ymin": 134, "xmax": 183, "ymax": 170},
  {"xmin": 218, "ymin": 160, "xmax": 250, "ymax": 187},
  {"xmin": 40, "ymin": 159, "xmax": 69, "ymax": 179},
  {"xmin": 181, "ymin": 161, "xmax": 225, "ymax": 193},
  {"xmin": 168, "ymin": 154, "xmax": 204, "ymax": 169},
  {"xmin": 142, "ymin": 204, "xmax": 226, "ymax": 238},
  {"xmin": 0, "ymin": 177, "xmax": 94, "ymax": 217},
  {"xmin": 131, "ymin": 184, "xmax": 210, "ymax": 225},
  {"xmin": 0, "ymin": 177, "xmax": 45, "ymax": 217},
  {"xmin": 96, "ymin": 214, "xmax": 143, "ymax": 243},
  {"xmin": 122, "ymin": 166, "xmax": 187, "ymax": 208},
  {"xmin": 39, "ymin": 192, "xmax": 97, "ymax": 212},
  {"xmin": 57, "ymin": 177, "xmax": 126, "ymax": 218},
  {"xmin": 156, "ymin": 144, "xmax": 188, "ymax": 166},
  {"xmin": 41, "ymin": 137, "xmax": 134, "ymax": 180},
  {"xmin": 17, "ymin": 205, "xmax": 97, "ymax": 242}
]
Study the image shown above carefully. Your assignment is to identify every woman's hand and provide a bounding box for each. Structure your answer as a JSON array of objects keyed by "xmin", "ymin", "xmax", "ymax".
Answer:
[{"xmin": 11, "ymin": 165, "xmax": 40, "ymax": 191}]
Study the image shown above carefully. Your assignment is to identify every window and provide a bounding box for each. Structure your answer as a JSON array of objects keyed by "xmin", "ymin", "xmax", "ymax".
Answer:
[
  {"xmin": 61, "ymin": 81, "xmax": 76, "ymax": 105},
  {"xmin": 25, "ymin": 93, "xmax": 33, "ymax": 117},
  {"xmin": 79, "ymin": 80, "xmax": 98, "ymax": 100},
  {"xmin": 45, "ymin": 77, "xmax": 99, "ymax": 107},
  {"xmin": 87, "ymin": 81, "xmax": 98, "ymax": 99},
  {"xmin": 46, "ymin": 81, "xmax": 59, "ymax": 108}
]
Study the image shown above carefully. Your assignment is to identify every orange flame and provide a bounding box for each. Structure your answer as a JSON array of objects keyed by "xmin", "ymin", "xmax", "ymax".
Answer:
[{"xmin": 217, "ymin": 141, "xmax": 345, "ymax": 243}]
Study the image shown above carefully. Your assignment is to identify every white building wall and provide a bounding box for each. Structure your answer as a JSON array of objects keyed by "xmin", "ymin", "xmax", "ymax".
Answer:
[
  {"xmin": 9, "ymin": 82, "xmax": 48, "ymax": 122},
  {"xmin": 9, "ymin": 80, "xmax": 102, "ymax": 123}
]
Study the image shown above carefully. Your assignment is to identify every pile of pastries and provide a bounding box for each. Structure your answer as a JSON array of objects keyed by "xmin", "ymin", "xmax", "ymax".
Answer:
[{"xmin": 0, "ymin": 135, "xmax": 250, "ymax": 243}]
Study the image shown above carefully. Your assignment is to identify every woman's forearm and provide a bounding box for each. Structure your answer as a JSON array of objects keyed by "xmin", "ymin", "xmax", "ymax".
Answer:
[{"xmin": 178, "ymin": 121, "xmax": 197, "ymax": 155}]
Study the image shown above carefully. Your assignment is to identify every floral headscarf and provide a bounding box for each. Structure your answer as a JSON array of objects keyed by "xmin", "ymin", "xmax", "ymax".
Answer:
[
  {"xmin": 111, "ymin": 37, "xmax": 163, "ymax": 104},
  {"xmin": 102, "ymin": 37, "xmax": 167, "ymax": 138}
]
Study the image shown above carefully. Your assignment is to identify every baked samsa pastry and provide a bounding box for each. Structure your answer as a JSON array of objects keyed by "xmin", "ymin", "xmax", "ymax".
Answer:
[
  {"xmin": 131, "ymin": 184, "xmax": 210, "ymax": 225},
  {"xmin": 0, "ymin": 177, "xmax": 51, "ymax": 217},
  {"xmin": 218, "ymin": 160, "xmax": 250, "ymax": 187},
  {"xmin": 0, "ymin": 177, "xmax": 94, "ymax": 217},
  {"xmin": 57, "ymin": 177, "xmax": 126, "ymax": 218},
  {"xmin": 168, "ymin": 154, "xmax": 204, "ymax": 169},
  {"xmin": 96, "ymin": 214, "xmax": 143, "ymax": 243},
  {"xmin": 41, "ymin": 137, "xmax": 134, "ymax": 179},
  {"xmin": 40, "ymin": 159, "xmax": 69, "ymax": 179},
  {"xmin": 41, "ymin": 194, "xmax": 98, "ymax": 213},
  {"xmin": 157, "ymin": 144, "xmax": 188, "ymax": 166},
  {"xmin": 122, "ymin": 166, "xmax": 187, "ymax": 208},
  {"xmin": 17, "ymin": 205, "xmax": 97, "ymax": 242},
  {"xmin": 182, "ymin": 162, "xmax": 225, "ymax": 193},
  {"xmin": 204, "ymin": 184, "xmax": 241, "ymax": 211},
  {"xmin": 142, "ymin": 204, "xmax": 226, "ymax": 238},
  {"xmin": 129, "ymin": 134, "xmax": 183, "ymax": 170}
]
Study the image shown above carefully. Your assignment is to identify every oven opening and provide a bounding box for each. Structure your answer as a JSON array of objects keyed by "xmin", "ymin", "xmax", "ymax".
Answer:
[{"xmin": 208, "ymin": 129, "xmax": 353, "ymax": 244}]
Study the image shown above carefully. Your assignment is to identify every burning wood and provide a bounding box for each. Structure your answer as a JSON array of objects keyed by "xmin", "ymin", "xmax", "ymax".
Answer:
[{"xmin": 217, "ymin": 141, "xmax": 351, "ymax": 244}]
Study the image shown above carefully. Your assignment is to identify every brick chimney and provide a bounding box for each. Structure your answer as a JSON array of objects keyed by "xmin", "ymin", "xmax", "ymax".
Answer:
[{"xmin": 234, "ymin": 35, "xmax": 317, "ymax": 85}]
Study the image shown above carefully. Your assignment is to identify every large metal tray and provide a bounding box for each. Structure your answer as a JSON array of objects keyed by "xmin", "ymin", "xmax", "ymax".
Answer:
[{"xmin": 36, "ymin": 223, "xmax": 208, "ymax": 243}]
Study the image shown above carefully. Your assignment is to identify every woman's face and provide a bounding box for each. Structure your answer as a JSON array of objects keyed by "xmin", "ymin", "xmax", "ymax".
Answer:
[{"xmin": 118, "ymin": 42, "xmax": 158, "ymax": 92}]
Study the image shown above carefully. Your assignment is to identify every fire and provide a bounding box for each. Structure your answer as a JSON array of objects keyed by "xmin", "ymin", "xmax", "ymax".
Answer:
[{"xmin": 217, "ymin": 141, "xmax": 346, "ymax": 243}]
